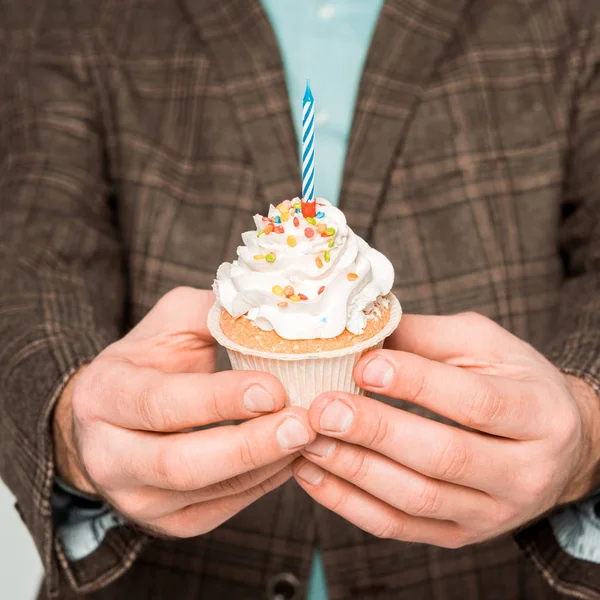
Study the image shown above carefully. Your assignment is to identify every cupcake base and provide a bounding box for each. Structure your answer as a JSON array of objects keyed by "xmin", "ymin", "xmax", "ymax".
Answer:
[
  {"xmin": 219, "ymin": 303, "xmax": 390, "ymax": 354},
  {"xmin": 208, "ymin": 294, "xmax": 402, "ymax": 408}
]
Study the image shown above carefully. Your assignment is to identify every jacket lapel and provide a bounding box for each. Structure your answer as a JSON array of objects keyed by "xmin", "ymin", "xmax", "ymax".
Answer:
[
  {"xmin": 178, "ymin": 0, "xmax": 299, "ymax": 206},
  {"xmin": 341, "ymin": 0, "xmax": 469, "ymax": 238}
]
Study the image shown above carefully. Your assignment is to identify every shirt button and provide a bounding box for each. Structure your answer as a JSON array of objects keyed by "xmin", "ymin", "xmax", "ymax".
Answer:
[
  {"xmin": 266, "ymin": 572, "xmax": 300, "ymax": 600},
  {"xmin": 317, "ymin": 4, "xmax": 336, "ymax": 20},
  {"xmin": 315, "ymin": 111, "xmax": 329, "ymax": 126}
]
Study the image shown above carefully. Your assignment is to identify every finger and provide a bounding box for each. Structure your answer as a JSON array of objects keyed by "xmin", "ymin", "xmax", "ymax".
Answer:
[
  {"xmin": 148, "ymin": 462, "xmax": 294, "ymax": 538},
  {"xmin": 385, "ymin": 312, "xmax": 517, "ymax": 363},
  {"xmin": 104, "ymin": 407, "xmax": 316, "ymax": 490},
  {"xmin": 293, "ymin": 459, "xmax": 468, "ymax": 549},
  {"xmin": 301, "ymin": 437, "xmax": 494, "ymax": 521},
  {"xmin": 353, "ymin": 350, "xmax": 542, "ymax": 438},
  {"xmin": 113, "ymin": 455, "xmax": 296, "ymax": 521},
  {"xmin": 85, "ymin": 360, "xmax": 288, "ymax": 431},
  {"xmin": 326, "ymin": 395, "xmax": 526, "ymax": 492},
  {"xmin": 307, "ymin": 393, "xmax": 521, "ymax": 493}
]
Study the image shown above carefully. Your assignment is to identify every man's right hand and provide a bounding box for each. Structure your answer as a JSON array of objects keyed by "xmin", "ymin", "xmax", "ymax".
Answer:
[{"xmin": 52, "ymin": 287, "xmax": 315, "ymax": 537}]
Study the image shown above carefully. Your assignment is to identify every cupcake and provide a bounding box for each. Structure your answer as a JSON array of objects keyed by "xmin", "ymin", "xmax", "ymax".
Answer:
[{"xmin": 208, "ymin": 198, "xmax": 401, "ymax": 408}]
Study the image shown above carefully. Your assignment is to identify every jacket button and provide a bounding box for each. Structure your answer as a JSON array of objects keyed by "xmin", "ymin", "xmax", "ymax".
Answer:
[{"xmin": 266, "ymin": 572, "xmax": 300, "ymax": 600}]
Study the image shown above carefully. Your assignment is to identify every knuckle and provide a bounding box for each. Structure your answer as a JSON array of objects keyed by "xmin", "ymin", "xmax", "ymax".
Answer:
[
  {"xmin": 72, "ymin": 365, "xmax": 105, "ymax": 422},
  {"xmin": 82, "ymin": 447, "xmax": 113, "ymax": 489},
  {"xmin": 328, "ymin": 489, "xmax": 352, "ymax": 515},
  {"xmin": 442, "ymin": 529, "xmax": 475, "ymax": 549},
  {"xmin": 154, "ymin": 445, "xmax": 196, "ymax": 491},
  {"xmin": 403, "ymin": 367, "xmax": 427, "ymax": 405},
  {"xmin": 154, "ymin": 514, "xmax": 196, "ymax": 539},
  {"xmin": 113, "ymin": 490, "xmax": 154, "ymax": 521},
  {"xmin": 238, "ymin": 436, "xmax": 262, "ymax": 471},
  {"xmin": 431, "ymin": 435, "xmax": 469, "ymax": 482},
  {"xmin": 522, "ymin": 467, "xmax": 554, "ymax": 499},
  {"xmin": 135, "ymin": 385, "xmax": 168, "ymax": 431},
  {"xmin": 457, "ymin": 311, "xmax": 489, "ymax": 331},
  {"xmin": 373, "ymin": 516, "xmax": 405, "ymax": 540},
  {"xmin": 345, "ymin": 450, "xmax": 372, "ymax": 484},
  {"xmin": 405, "ymin": 480, "xmax": 443, "ymax": 518},
  {"xmin": 462, "ymin": 382, "xmax": 503, "ymax": 428},
  {"xmin": 211, "ymin": 476, "xmax": 241, "ymax": 497},
  {"xmin": 158, "ymin": 286, "xmax": 194, "ymax": 308},
  {"xmin": 366, "ymin": 415, "xmax": 389, "ymax": 450},
  {"xmin": 490, "ymin": 503, "xmax": 520, "ymax": 529},
  {"xmin": 551, "ymin": 404, "xmax": 581, "ymax": 447}
]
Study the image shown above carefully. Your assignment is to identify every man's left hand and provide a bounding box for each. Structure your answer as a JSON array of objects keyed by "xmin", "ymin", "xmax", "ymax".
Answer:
[{"xmin": 293, "ymin": 312, "xmax": 600, "ymax": 548}]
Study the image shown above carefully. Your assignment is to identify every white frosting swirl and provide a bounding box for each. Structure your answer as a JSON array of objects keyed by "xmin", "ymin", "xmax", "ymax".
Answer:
[{"xmin": 213, "ymin": 198, "xmax": 394, "ymax": 340}]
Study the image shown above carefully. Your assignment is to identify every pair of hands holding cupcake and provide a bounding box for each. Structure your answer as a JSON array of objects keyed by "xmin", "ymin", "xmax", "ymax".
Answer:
[{"xmin": 55, "ymin": 286, "xmax": 600, "ymax": 547}]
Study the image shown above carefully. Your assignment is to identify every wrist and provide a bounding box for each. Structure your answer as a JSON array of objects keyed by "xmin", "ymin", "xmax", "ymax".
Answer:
[
  {"xmin": 53, "ymin": 367, "xmax": 97, "ymax": 496},
  {"xmin": 560, "ymin": 375, "xmax": 600, "ymax": 504}
]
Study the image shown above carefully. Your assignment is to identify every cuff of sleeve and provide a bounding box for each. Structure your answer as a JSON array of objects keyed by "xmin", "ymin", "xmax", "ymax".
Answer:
[
  {"xmin": 515, "ymin": 518, "xmax": 600, "ymax": 599},
  {"xmin": 1, "ymin": 329, "xmax": 148, "ymax": 597},
  {"xmin": 547, "ymin": 336, "xmax": 600, "ymax": 396}
]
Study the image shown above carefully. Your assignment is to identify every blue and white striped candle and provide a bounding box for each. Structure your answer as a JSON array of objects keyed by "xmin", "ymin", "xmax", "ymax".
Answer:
[{"xmin": 301, "ymin": 78, "xmax": 316, "ymax": 218}]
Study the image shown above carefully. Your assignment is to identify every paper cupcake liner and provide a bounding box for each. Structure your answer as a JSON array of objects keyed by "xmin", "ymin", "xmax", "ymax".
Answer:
[{"xmin": 208, "ymin": 294, "xmax": 402, "ymax": 408}]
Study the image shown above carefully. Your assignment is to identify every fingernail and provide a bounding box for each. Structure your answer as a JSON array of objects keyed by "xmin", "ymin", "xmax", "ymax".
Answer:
[
  {"xmin": 320, "ymin": 400, "xmax": 354, "ymax": 432},
  {"xmin": 362, "ymin": 356, "xmax": 394, "ymax": 388},
  {"xmin": 244, "ymin": 385, "xmax": 275, "ymax": 412},
  {"xmin": 277, "ymin": 418, "xmax": 310, "ymax": 450},
  {"xmin": 296, "ymin": 463, "xmax": 325, "ymax": 485},
  {"xmin": 305, "ymin": 436, "xmax": 337, "ymax": 458}
]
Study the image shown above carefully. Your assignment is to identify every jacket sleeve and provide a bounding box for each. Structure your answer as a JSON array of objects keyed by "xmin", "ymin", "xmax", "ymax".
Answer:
[
  {"xmin": 0, "ymin": 4, "xmax": 147, "ymax": 596},
  {"xmin": 514, "ymin": 14, "xmax": 600, "ymax": 599}
]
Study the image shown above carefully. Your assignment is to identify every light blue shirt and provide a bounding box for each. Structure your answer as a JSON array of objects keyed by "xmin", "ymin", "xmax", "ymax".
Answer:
[
  {"xmin": 52, "ymin": 2, "xmax": 600, "ymax": 599},
  {"xmin": 258, "ymin": 2, "xmax": 385, "ymax": 597}
]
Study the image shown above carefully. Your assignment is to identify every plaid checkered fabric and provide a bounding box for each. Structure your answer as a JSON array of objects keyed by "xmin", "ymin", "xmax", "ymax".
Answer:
[{"xmin": 1, "ymin": 0, "xmax": 600, "ymax": 598}]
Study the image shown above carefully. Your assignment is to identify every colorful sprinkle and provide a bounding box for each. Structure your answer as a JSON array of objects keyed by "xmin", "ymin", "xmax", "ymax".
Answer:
[
  {"xmin": 277, "ymin": 202, "xmax": 289, "ymax": 213},
  {"xmin": 347, "ymin": 272, "xmax": 358, "ymax": 281},
  {"xmin": 265, "ymin": 253, "xmax": 276, "ymax": 263},
  {"xmin": 264, "ymin": 223, "xmax": 274, "ymax": 235},
  {"xmin": 316, "ymin": 223, "xmax": 327, "ymax": 234},
  {"xmin": 290, "ymin": 295, "xmax": 301, "ymax": 302},
  {"xmin": 315, "ymin": 256, "xmax": 323, "ymax": 269},
  {"xmin": 253, "ymin": 254, "xmax": 265, "ymax": 260},
  {"xmin": 273, "ymin": 225, "xmax": 284, "ymax": 234},
  {"xmin": 306, "ymin": 217, "xmax": 317, "ymax": 226},
  {"xmin": 324, "ymin": 250, "xmax": 331, "ymax": 263},
  {"xmin": 318, "ymin": 285, "xmax": 325, "ymax": 295},
  {"xmin": 278, "ymin": 301, "xmax": 288, "ymax": 308},
  {"xmin": 287, "ymin": 235, "xmax": 297, "ymax": 247},
  {"xmin": 304, "ymin": 227, "xmax": 315, "ymax": 239},
  {"xmin": 284, "ymin": 285, "xmax": 294, "ymax": 298},
  {"xmin": 283, "ymin": 199, "xmax": 293, "ymax": 208},
  {"xmin": 328, "ymin": 238, "xmax": 335, "ymax": 248},
  {"xmin": 257, "ymin": 230, "xmax": 265, "ymax": 237},
  {"xmin": 298, "ymin": 293, "xmax": 308, "ymax": 301},
  {"xmin": 293, "ymin": 202, "xmax": 301, "ymax": 210},
  {"xmin": 274, "ymin": 216, "xmax": 281, "ymax": 224},
  {"xmin": 316, "ymin": 211, "xmax": 325, "ymax": 219},
  {"xmin": 296, "ymin": 208, "xmax": 301, "ymax": 213},
  {"xmin": 272, "ymin": 285, "xmax": 284, "ymax": 296},
  {"xmin": 293, "ymin": 216, "xmax": 300, "ymax": 227},
  {"xmin": 280, "ymin": 211, "xmax": 289, "ymax": 222},
  {"xmin": 326, "ymin": 227, "xmax": 336, "ymax": 236}
]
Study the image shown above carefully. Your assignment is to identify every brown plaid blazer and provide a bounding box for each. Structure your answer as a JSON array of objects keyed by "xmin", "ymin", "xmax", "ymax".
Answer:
[{"xmin": 1, "ymin": 0, "xmax": 600, "ymax": 598}]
